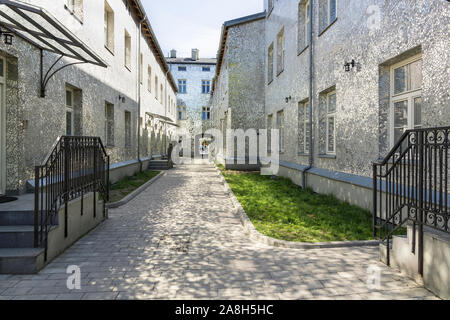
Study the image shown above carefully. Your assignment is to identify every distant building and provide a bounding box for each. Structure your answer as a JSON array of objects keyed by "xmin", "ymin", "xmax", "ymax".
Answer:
[{"xmin": 166, "ymin": 49, "xmax": 216, "ymax": 142}]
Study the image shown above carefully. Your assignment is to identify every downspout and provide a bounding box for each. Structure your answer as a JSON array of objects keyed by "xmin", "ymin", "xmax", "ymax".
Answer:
[
  {"xmin": 164, "ymin": 69, "xmax": 169, "ymax": 156},
  {"xmin": 137, "ymin": 14, "xmax": 147, "ymax": 172},
  {"xmin": 303, "ymin": 0, "xmax": 314, "ymax": 189}
]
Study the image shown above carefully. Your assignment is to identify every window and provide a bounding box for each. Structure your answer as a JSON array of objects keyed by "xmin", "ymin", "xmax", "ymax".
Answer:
[
  {"xmin": 299, "ymin": 100, "xmax": 310, "ymax": 154},
  {"xmin": 139, "ymin": 53, "xmax": 143, "ymax": 84},
  {"xmin": 178, "ymin": 66, "xmax": 187, "ymax": 72},
  {"xmin": 326, "ymin": 91, "xmax": 336, "ymax": 154},
  {"xmin": 202, "ymin": 80, "xmax": 211, "ymax": 94},
  {"xmin": 124, "ymin": 30, "xmax": 131, "ymax": 70},
  {"xmin": 65, "ymin": 88, "xmax": 74, "ymax": 136},
  {"xmin": 104, "ymin": 1, "xmax": 114, "ymax": 52},
  {"xmin": 319, "ymin": 0, "xmax": 337, "ymax": 33},
  {"xmin": 202, "ymin": 66, "xmax": 210, "ymax": 72},
  {"xmin": 178, "ymin": 106, "xmax": 186, "ymax": 120},
  {"xmin": 268, "ymin": 43, "xmax": 274, "ymax": 84},
  {"xmin": 105, "ymin": 102, "xmax": 114, "ymax": 147},
  {"xmin": 66, "ymin": 0, "xmax": 83, "ymax": 22},
  {"xmin": 267, "ymin": 114, "xmax": 273, "ymax": 152},
  {"xmin": 147, "ymin": 66, "xmax": 152, "ymax": 92},
  {"xmin": 298, "ymin": 0, "xmax": 310, "ymax": 51},
  {"xmin": 202, "ymin": 107, "xmax": 211, "ymax": 121},
  {"xmin": 155, "ymin": 76, "xmax": 159, "ymax": 99},
  {"xmin": 124, "ymin": 111, "xmax": 131, "ymax": 147},
  {"xmin": 277, "ymin": 28, "xmax": 285, "ymax": 75},
  {"xmin": 160, "ymin": 84, "xmax": 163, "ymax": 103},
  {"xmin": 390, "ymin": 55, "xmax": 422, "ymax": 146},
  {"xmin": 277, "ymin": 110, "xmax": 285, "ymax": 152},
  {"xmin": 178, "ymin": 79, "xmax": 187, "ymax": 93}
]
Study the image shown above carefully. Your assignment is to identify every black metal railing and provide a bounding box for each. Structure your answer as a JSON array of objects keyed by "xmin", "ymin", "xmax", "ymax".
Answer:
[
  {"xmin": 373, "ymin": 127, "xmax": 450, "ymax": 275},
  {"xmin": 34, "ymin": 136, "xmax": 110, "ymax": 260}
]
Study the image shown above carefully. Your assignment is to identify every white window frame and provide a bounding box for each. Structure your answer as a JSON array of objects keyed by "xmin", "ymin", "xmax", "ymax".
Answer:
[
  {"xmin": 104, "ymin": 1, "xmax": 114, "ymax": 53},
  {"xmin": 389, "ymin": 54, "xmax": 422, "ymax": 148},
  {"xmin": 300, "ymin": 100, "xmax": 310, "ymax": 154},
  {"xmin": 277, "ymin": 110, "xmax": 285, "ymax": 153},
  {"xmin": 65, "ymin": 87, "xmax": 75, "ymax": 136},
  {"xmin": 124, "ymin": 29, "xmax": 131, "ymax": 70},
  {"xmin": 326, "ymin": 91, "xmax": 336, "ymax": 155}
]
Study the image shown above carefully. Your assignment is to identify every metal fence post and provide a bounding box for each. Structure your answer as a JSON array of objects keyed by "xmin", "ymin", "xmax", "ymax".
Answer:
[{"xmin": 418, "ymin": 131, "xmax": 424, "ymax": 276}]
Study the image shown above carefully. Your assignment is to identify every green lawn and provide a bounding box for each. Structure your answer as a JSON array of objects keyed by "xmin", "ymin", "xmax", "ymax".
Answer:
[
  {"xmin": 109, "ymin": 170, "xmax": 160, "ymax": 203},
  {"xmin": 221, "ymin": 170, "xmax": 375, "ymax": 243}
]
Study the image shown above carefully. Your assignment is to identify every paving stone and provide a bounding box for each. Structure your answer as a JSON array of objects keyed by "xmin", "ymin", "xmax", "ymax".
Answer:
[{"xmin": 1, "ymin": 165, "xmax": 438, "ymax": 300}]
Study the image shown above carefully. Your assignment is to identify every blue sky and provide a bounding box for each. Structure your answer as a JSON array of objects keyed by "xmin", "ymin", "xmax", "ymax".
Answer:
[{"xmin": 143, "ymin": 0, "xmax": 264, "ymax": 59}]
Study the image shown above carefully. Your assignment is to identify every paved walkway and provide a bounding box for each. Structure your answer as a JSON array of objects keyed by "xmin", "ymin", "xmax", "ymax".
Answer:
[{"xmin": 0, "ymin": 165, "xmax": 439, "ymax": 300}]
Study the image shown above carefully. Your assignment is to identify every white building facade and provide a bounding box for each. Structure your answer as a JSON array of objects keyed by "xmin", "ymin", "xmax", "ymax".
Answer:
[{"xmin": 0, "ymin": 0, "xmax": 178, "ymax": 195}]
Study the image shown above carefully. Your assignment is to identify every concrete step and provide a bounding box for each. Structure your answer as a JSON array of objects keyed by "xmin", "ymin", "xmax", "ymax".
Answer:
[
  {"xmin": 0, "ymin": 248, "xmax": 46, "ymax": 274},
  {"xmin": 0, "ymin": 226, "xmax": 36, "ymax": 248},
  {"xmin": 0, "ymin": 210, "xmax": 35, "ymax": 226}
]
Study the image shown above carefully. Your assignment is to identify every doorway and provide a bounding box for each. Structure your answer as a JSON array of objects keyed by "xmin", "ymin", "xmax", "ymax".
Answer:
[{"xmin": 0, "ymin": 55, "xmax": 5, "ymax": 195}]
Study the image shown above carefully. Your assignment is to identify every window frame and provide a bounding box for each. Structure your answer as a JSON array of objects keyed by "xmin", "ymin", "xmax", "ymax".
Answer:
[
  {"xmin": 104, "ymin": 102, "xmax": 115, "ymax": 147},
  {"xmin": 124, "ymin": 111, "xmax": 131, "ymax": 147},
  {"xmin": 389, "ymin": 54, "xmax": 423, "ymax": 148},
  {"xmin": 277, "ymin": 110, "xmax": 285, "ymax": 153},
  {"xmin": 124, "ymin": 29, "xmax": 131, "ymax": 71},
  {"xmin": 147, "ymin": 65, "xmax": 152, "ymax": 92},
  {"xmin": 325, "ymin": 91, "xmax": 336, "ymax": 155},
  {"xmin": 299, "ymin": 100, "xmax": 310, "ymax": 155},
  {"xmin": 276, "ymin": 28, "xmax": 285, "ymax": 76},
  {"xmin": 268, "ymin": 43, "xmax": 274, "ymax": 84},
  {"xmin": 178, "ymin": 79, "xmax": 187, "ymax": 94},
  {"xmin": 66, "ymin": 0, "xmax": 84, "ymax": 23},
  {"xmin": 65, "ymin": 87, "xmax": 75, "ymax": 136},
  {"xmin": 202, "ymin": 80, "xmax": 211, "ymax": 94},
  {"xmin": 202, "ymin": 107, "xmax": 211, "ymax": 121},
  {"xmin": 104, "ymin": 1, "xmax": 114, "ymax": 53}
]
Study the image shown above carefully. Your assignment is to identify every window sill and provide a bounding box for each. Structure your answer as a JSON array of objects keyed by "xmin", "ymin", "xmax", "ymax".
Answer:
[
  {"xmin": 319, "ymin": 154, "xmax": 336, "ymax": 159},
  {"xmin": 298, "ymin": 152, "xmax": 310, "ymax": 157},
  {"xmin": 105, "ymin": 46, "xmax": 114, "ymax": 56},
  {"xmin": 106, "ymin": 145, "xmax": 115, "ymax": 149},
  {"xmin": 298, "ymin": 45, "xmax": 309, "ymax": 56},
  {"xmin": 267, "ymin": 7, "xmax": 274, "ymax": 19},
  {"xmin": 125, "ymin": 65, "xmax": 131, "ymax": 72},
  {"xmin": 318, "ymin": 18, "xmax": 338, "ymax": 37},
  {"xmin": 267, "ymin": 79, "xmax": 273, "ymax": 86},
  {"xmin": 276, "ymin": 69, "xmax": 284, "ymax": 77}
]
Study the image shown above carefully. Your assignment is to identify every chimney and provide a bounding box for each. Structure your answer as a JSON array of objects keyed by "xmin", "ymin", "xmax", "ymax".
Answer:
[
  {"xmin": 191, "ymin": 48, "xmax": 199, "ymax": 61},
  {"xmin": 170, "ymin": 49, "xmax": 177, "ymax": 58}
]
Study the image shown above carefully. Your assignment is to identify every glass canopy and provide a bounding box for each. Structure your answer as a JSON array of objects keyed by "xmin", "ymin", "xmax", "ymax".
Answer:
[{"xmin": 0, "ymin": 0, "xmax": 106, "ymax": 67}]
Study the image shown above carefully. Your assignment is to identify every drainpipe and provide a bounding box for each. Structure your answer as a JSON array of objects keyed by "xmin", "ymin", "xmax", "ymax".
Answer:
[
  {"xmin": 164, "ymin": 69, "xmax": 169, "ymax": 157},
  {"xmin": 137, "ymin": 14, "xmax": 147, "ymax": 172},
  {"xmin": 303, "ymin": 0, "xmax": 314, "ymax": 189}
]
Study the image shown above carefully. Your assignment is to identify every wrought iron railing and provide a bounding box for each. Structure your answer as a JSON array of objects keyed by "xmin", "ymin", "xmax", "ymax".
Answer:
[
  {"xmin": 34, "ymin": 136, "xmax": 110, "ymax": 261},
  {"xmin": 373, "ymin": 127, "xmax": 450, "ymax": 275}
]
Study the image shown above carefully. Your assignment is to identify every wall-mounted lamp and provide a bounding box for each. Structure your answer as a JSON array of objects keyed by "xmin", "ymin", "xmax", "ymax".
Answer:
[
  {"xmin": 344, "ymin": 59, "xmax": 361, "ymax": 72},
  {"xmin": 285, "ymin": 96, "xmax": 292, "ymax": 103},
  {"xmin": 118, "ymin": 95, "xmax": 126, "ymax": 103},
  {"xmin": 0, "ymin": 29, "xmax": 14, "ymax": 45}
]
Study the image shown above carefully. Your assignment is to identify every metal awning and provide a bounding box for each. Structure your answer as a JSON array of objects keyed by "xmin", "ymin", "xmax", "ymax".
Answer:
[
  {"xmin": 146, "ymin": 112, "xmax": 179, "ymax": 127},
  {"xmin": 0, "ymin": 0, "xmax": 107, "ymax": 96}
]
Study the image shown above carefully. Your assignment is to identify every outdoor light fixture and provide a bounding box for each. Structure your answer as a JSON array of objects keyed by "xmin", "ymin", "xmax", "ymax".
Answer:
[
  {"xmin": 118, "ymin": 95, "xmax": 126, "ymax": 103},
  {"xmin": 0, "ymin": 29, "xmax": 14, "ymax": 45},
  {"xmin": 285, "ymin": 96, "xmax": 292, "ymax": 103},
  {"xmin": 344, "ymin": 59, "xmax": 361, "ymax": 72}
]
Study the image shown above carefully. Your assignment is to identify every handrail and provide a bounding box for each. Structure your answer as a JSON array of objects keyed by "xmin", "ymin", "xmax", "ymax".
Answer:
[
  {"xmin": 373, "ymin": 126, "xmax": 450, "ymax": 276},
  {"xmin": 34, "ymin": 136, "xmax": 110, "ymax": 261}
]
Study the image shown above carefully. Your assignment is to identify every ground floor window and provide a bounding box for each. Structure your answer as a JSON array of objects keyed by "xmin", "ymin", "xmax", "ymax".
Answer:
[
  {"xmin": 277, "ymin": 110, "xmax": 285, "ymax": 153},
  {"xmin": 390, "ymin": 55, "xmax": 422, "ymax": 147},
  {"xmin": 65, "ymin": 88, "xmax": 74, "ymax": 136},
  {"xmin": 267, "ymin": 114, "xmax": 273, "ymax": 152},
  {"xmin": 125, "ymin": 111, "xmax": 131, "ymax": 147},
  {"xmin": 105, "ymin": 102, "xmax": 114, "ymax": 147},
  {"xmin": 326, "ymin": 91, "xmax": 336, "ymax": 154},
  {"xmin": 298, "ymin": 100, "xmax": 310, "ymax": 154}
]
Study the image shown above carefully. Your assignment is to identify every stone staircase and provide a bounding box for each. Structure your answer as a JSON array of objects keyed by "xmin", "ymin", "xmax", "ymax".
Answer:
[{"xmin": 0, "ymin": 196, "xmax": 47, "ymax": 274}]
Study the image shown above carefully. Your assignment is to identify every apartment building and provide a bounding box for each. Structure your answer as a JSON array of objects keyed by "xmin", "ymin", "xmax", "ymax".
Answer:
[{"xmin": 0, "ymin": 0, "xmax": 178, "ymax": 195}]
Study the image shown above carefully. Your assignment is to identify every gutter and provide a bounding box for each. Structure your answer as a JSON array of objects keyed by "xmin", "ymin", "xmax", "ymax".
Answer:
[
  {"xmin": 303, "ymin": 0, "xmax": 314, "ymax": 189},
  {"xmin": 137, "ymin": 13, "xmax": 147, "ymax": 172}
]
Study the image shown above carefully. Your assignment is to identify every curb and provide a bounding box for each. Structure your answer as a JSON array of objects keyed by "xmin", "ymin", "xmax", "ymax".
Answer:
[
  {"xmin": 106, "ymin": 171, "xmax": 166, "ymax": 209},
  {"xmin": 215, "ymin": 166, "xmax": 380, "ymax": 250}
]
